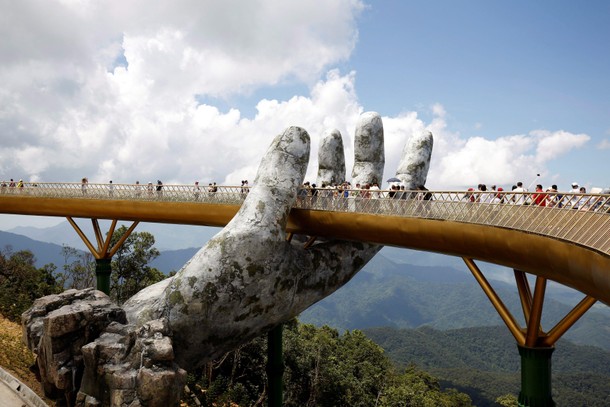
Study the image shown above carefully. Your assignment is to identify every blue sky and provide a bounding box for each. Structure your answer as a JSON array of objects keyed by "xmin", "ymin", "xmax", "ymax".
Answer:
[
  {"xmin": 1, "ymin": 0, "xmax": 609, "ymax": 229},
  {"xmin": 351, "ymin": 1, "xmax": 610, "ymax": 135},
  {"xmin": 227, "ymin": 0, "xmax": 610, "ymax": 188}
]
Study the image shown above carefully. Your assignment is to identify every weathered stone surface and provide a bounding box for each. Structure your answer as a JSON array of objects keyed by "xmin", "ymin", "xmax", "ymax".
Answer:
[
  {"xmin": 123, "ymin": 123, "xmax": 384, "ymax": 371},
  {"xmin": 317, "ymin": 128, "xmax": 346, "ymax": 185},
  {"xmin": 351, "ymin": 111, "xmax": 385, "ymax": 186},
  {"xmin": 22, "ymin": 289, "xmax": 115, "ymax": 352},
  {"xmin": 77, "ymin": 318, "xmax": 186, "ymax": 407},
  {"xmin": 21, "ymin": 288, "xmax": 126, "ymax": 406},
  {"xmin": 396, "ymin": 130, "xmax": 434, "ymax": 189},
  {"xmin": 21, "ymin": 113, "xmax": 434, "ymax": 406}
]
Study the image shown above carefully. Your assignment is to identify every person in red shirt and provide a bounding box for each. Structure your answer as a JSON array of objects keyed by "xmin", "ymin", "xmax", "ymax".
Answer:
[{"xmin": 532, "ymin": 184, "xmax": 547, "ymax": 206}]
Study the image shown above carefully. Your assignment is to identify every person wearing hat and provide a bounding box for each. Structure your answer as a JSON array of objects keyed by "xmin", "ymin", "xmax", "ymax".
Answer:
[
  {"xmin": 16, "ymin": 179, "xmax": 24, "ymax": 194},
  {"xmin": 570, "ymin": 182, "xmax": 580, "ymax": 207},
  {"xmin": 492, "ymin": 187, "xmax": 505, "ymax": 204},
  {"xmin": 464, "ymin": 187, "xmax": 475, "ymax": 202}
]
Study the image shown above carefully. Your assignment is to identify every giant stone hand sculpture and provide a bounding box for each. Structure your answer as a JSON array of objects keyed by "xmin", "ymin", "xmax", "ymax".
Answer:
[{"xmin": 22, "ymin": 112, "xmax": 433, "ymax": 406}]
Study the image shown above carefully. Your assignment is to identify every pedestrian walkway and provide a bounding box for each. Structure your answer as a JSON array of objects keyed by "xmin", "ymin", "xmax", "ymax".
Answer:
[{"xmin": 0, "ymin": 367, "xmax": 48, "ymax": 407}]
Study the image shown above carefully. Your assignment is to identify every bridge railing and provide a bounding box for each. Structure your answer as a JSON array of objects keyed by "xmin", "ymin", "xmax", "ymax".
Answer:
[
  {"xmin": 1, "ymin": 183, "xmax": 609, "ymax": 255},
  {"xmin": 0, "ymin": 182, "xmax": 247, "ymax": 205},
  {"xmin": 298, "ymin": 189, "xmax": 610, "ymax": 255}
]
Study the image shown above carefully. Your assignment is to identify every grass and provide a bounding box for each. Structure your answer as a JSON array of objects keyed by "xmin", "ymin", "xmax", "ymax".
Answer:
[{"xmin": 0, "ymin": 314, "xmax": 51, "ymax": 404}]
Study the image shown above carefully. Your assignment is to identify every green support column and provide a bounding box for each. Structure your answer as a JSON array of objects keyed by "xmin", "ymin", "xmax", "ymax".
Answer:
[
  {"xmin": 95, "ymin": 258, "xmax": 112, "ymax": 295},
  {"xmin": 267, "ymin": 324, "xmax": 284, "ymax": 407},
  {"xmin": 518, "ymin": 345, "xmax": 555, "ymax": 407}
]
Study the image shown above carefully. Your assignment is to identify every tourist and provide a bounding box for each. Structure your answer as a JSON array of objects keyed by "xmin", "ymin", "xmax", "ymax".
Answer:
[
  {"xmin": 569, "ymin": 182, "xmax": 580, "ymax": 207},
  {"xmin": 193, "ymin": 181, "xmax": 201, "ymax": 200},
  {"xmin": 512, "ymin": 182, "xmax": 527, "ymax": 205},
  {"xmin": 532, "ymin": 184, "xmax": 547, "ymax": 206},
  {"xmin": 575, "ymin": 186, "xmax": 590, "ymax": 210}
]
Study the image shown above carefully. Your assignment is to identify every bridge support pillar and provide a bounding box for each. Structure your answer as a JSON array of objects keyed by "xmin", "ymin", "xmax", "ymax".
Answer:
[
  {"xmin": 67, "ymin": 217, "xmax": 139, "ymax": 297},
  {"xmin": 95, "ymin": 258, "xmax": 112, "ymax": 295},
  {"xmin": 267, "ymin": 324, "xmax": 284, "ymax": 407},
  {"xmin": 518, "ymin": 345, "xmax": 555, "ymax": 407}
]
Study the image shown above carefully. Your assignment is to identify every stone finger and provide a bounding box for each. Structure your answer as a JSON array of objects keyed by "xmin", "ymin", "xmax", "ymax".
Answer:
[
  {"xmin": 351, "ymin": 111, "xmax": 384, "ymax": 186},
  {"xmin": 395, "ymin": 130, "xmax": 434, "ymax": 189},
  {"xmin": 317, "ymin": 128, "xmax": 346, "ymax": 186}
]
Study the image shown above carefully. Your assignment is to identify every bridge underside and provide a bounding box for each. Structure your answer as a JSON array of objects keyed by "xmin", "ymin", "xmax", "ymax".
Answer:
[
  {"xmin": 289, "ymin": 209, "xmax": 610, "ymax": 306},
  {"xmin": 3, "ymin": 195, "xmax": 610, "ymax": 305}
]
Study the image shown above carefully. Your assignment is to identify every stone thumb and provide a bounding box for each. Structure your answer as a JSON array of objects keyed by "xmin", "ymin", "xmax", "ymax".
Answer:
[{"xmin": 227, "ymin": 126, "xmax": 310, "ymax": 237}]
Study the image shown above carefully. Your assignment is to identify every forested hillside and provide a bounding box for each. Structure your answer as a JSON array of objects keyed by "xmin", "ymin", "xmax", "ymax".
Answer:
[
  {"xmin": 301, "ymin": 253, "xmax": 610, "ymax": 350},
  {"xmin": 365, "ymin": 325, "xmax": 610, "ymax": 407}
]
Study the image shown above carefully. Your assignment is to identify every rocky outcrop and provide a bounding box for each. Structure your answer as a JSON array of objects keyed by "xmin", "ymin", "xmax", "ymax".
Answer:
[
  {"xmin": 22, "ymin": 288, "xmax": 126, "ymax": 406},
  {"xmin": 22, "ymin": 289, "xmax": 185, "ymax": 407},
  {"xmin": 77, "ymin": 319, "xmax": 186, "ymax": 407}
]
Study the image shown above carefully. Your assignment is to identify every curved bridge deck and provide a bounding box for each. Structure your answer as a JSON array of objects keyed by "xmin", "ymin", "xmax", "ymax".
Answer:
[{"xmin": 1, "ymin": 182, "xmax": 609, "ymax": 305}]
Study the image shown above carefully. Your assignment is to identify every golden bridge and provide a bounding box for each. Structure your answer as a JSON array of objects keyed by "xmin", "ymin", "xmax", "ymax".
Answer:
[{"xmin": 1, "ymin": 182, "xmax": 609, "ymax": 406}]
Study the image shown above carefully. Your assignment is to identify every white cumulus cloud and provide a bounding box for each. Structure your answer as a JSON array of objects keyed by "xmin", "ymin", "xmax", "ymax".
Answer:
[{"xmin": 0, "ymin": 0, "xmax": 593, "ymax": 193}]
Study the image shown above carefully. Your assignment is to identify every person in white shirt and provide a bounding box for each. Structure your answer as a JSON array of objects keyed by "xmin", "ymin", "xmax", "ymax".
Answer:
[
  {"xmin": 512, "ymin": 181, "xmax": 527, "ymax": 205},
  {"xmin": 479, "ymin": 184, "xmax": 494, "ymax": 203},
  {"xmin": 369, "ymin": 182, "xmax": 381, "ymax": 198},
  {"xmin": 576, "ymin": 186, "xmax": 589, "ymax": 210},
  {"xmin": 569, "ymin": 182, "xmax": 580, "ymax": 207}
]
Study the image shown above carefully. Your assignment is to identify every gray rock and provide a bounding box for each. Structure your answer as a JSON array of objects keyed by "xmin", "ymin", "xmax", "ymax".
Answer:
[
  {"xmin": 317, "ymin": 128, "xmax": 346, "ymax": 186},
  {"xmin": 396, "ymin": 130, "xmax": 434, "ymax": 189},
  {"xmin": 21, "ymin": 288, "xmax": 126, "ymax": 406},
  {"xmin": 351, "ymin": 111, "xmax": 385, "ymax": 186},
  {"xmin": 77, "ymin": 319, "xmax": 186, "ymax": 407}
]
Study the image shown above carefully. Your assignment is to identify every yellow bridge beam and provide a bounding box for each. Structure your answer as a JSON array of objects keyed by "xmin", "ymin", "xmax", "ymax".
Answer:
[{"xmin": 1, "ymin": 195, "xmax": 609, "ymax": 306}]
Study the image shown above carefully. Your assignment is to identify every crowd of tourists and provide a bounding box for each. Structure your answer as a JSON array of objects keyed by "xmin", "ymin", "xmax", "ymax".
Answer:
[
  {"xmin": 461, "ymin": 181, "xmax": 609, "ymax": 211},
  {"xmin": 293, "ymin": 180, "xmax": 610, "ymax": 213},
  {"xmin": 2, "ymin": 177, "xmax": 608, "ymax": 213}
]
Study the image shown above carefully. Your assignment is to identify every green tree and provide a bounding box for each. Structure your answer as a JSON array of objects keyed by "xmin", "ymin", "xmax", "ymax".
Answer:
[
  {"xmin": 0, "ymin": 247, "xmax": 62, "ymax": 321},
  {"xmin": 56, "ymin": 245, "xmax": 96, "ymax": 289},
  {"xmin": 284, "ymin": 324, "xmax": 391, "ymax": 406},
  {"xmin": 378, "ymin": 364, "xmax": 472, "ymax": 407},
  {"xmin": 495, "ymin": 393, "xmax": 518, "ymax": 406},
  {"xmin": 182, "ymin": 321, "xmax": 472, "ymax": 407},
  {"xmin": 109, "ymin": 226, "xmax": 164, "ymax": 304}
]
